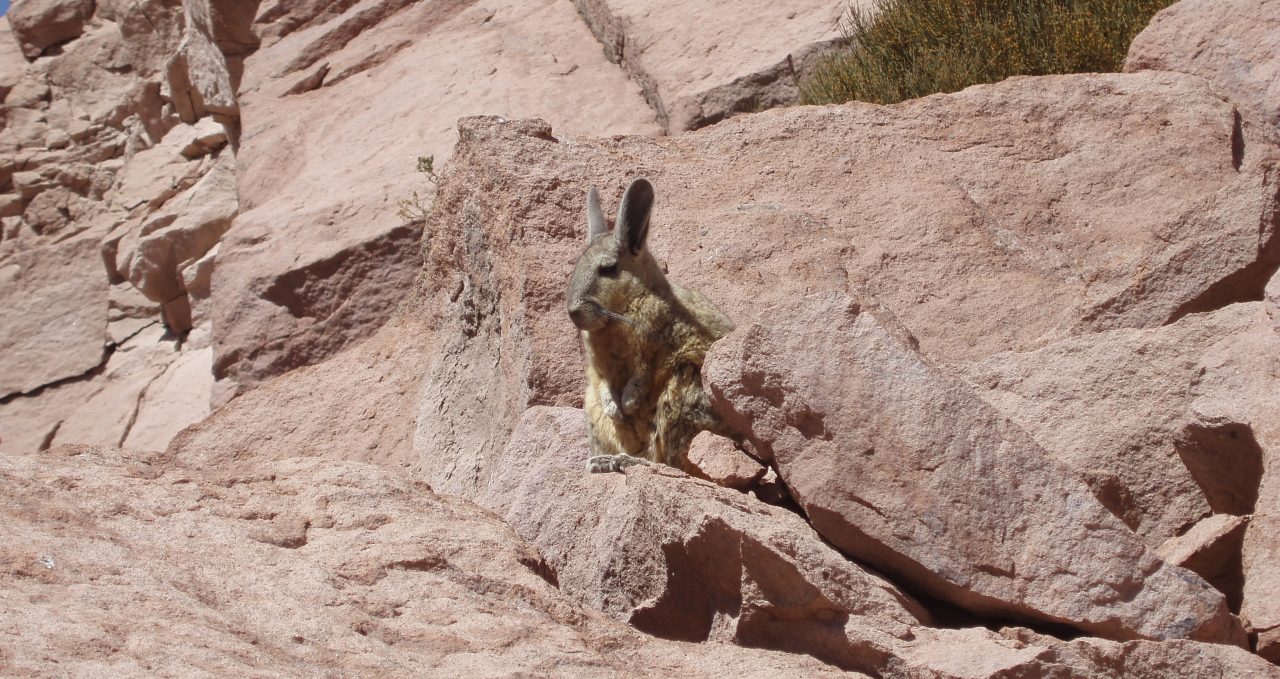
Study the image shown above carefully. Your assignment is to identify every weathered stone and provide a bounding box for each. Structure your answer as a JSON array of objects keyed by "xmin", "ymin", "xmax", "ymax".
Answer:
[
  {"xmin": 175, "ymin": 316, "xmax": 433, "ymax": 473},
  {"xmin": 105, "ymin": 127, "xmax": 204, "ymax": 214},
  {"xmin": 117, "ymin": 151, "xmax": 236, "ymax": 331},
  {"xmin": 43, "ymin": 20, "xmax": 148, "ymax": 128},
  {"xmin": 0, "ymin": 445, "xmax": 848, "ymax": 677},
  {"xmin": 1180, "ymin": 308, "xmax": 1280, "ymax": 661},
  {"xmin": 165, "ymin": 0, "xmax": 239, "ymax": 123},
  {"xmin": 573, "ymin": 0, "xmax": 854, "ymax": 131},
  {"xmin": 704, "ymin": 291, "xmax": 1244, "ymax": 645},
  {"xmin": 417, "ymin": 71, "xmax": 1280, "ymax": 502},
  {"xmin": 965, "ymin": 303, "xmax": 1263, "ymax": 545},
  {"xmin": 686, "ymin": 430, "xmax": 767, "ymax": 490},
  {"xmin": 49, "ymin": 325, "xmax": 177, "ymax": 448},
  {"xmin": 6, "ymin": 0, "xmax": 94, "ymax": 59},
  {"xmin": 177, "ymin": 117, "xmax": 228, "ymax": 158},
  {"xmin": 180, "ymin": 241, "xmax": 217, "ymax": 329},
  {"xmin": 0, "ymin": 236, "xmax": 107, "ymax": 398},
  {"xmin": 120, "ymin": 346, "xmax": 212, "ymax": 451},
  {"xmin": 1125, "ymin": 0, "xmax": 1280, "ymax": 144},
  {"xmin": 106, "ymin": 280, "xmax": 159, "ymax": 344},
  {"xmin": 478, "ymin": 406, "xmax": 932, "ymax": 676},
  {"xmin": 212, "ymin": 0, "xmax": 658, "ymax": 394}
]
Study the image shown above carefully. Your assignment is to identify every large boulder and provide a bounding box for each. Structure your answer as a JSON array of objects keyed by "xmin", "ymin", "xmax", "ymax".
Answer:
[
  {"xmin": 417, "ymin": 70, "xmax": 1280, "ymax": 499},
  {"xmin": 6, "ymin": 0, "xmax": 94, "ymax": 59},
  {"xmin": 703, "ymin": 291, "xmax": 1244, "ymax": 645},
  {"xmin": 1125, "ymin": 0, "xmax": 1280, "ymax": 144},
  {"xmin": 573, "ymin": 0, "xmax": 854, "ymax": 131},
  {"xmin": 210, "ymin": 0, "xmax": 659, "ymax": 396},
  {"xmin": 964, "ymin": 302, "xmax": 1267, "ymax": 546}
]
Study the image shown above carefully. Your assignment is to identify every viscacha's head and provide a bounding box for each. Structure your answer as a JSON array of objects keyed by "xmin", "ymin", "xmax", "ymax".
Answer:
[{"xmin": 567, "ymin": 178, "xmax": 665, "ymax": 332}]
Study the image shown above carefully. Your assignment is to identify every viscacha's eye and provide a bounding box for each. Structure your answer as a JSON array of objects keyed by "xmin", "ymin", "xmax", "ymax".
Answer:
[{"xmin": 599, "ymin": 262, "xmax": 618, "ymax": 277}]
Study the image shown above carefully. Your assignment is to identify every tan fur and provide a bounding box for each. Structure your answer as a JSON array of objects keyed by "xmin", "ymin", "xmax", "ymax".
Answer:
[{"xmin": 567, "ymin": 179, "xmax": 732, "ymax": 473}]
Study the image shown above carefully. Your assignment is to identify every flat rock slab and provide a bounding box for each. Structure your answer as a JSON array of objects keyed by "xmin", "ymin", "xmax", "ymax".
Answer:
[
  {"xmin": 574, "ymin": 0, "xmax": 854, "ymax": 131},
  {"xmin": 1125, "ymin": 0, "xmax": 1280, "ymax": 144},
  {"xmin": 0, "ymin": 236, "xmax": 107, "ymax": 398},
  {"xmin": 213, "ymin": 0, "xmax": 658, "ymax": 394},
  {"xmin": 0, "ymin": 445, "xmax": 848, "ymax": 677},
  {"xmin": 417, "ymin": 70, "xmax": 1280, "ymax": 500},
  {"xmin": 703, "ymin": 291, "xmax": 1244, "ymax": 645}
]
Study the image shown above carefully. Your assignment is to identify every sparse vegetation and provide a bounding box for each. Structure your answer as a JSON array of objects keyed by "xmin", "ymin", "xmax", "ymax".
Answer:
[
  {"xmin": 801, "ymin": 0, "xmax": 1175, "ymax": 106},
  {"xmin": 397, "ymin": 155, "xmax": 439, "ymax": 222}
]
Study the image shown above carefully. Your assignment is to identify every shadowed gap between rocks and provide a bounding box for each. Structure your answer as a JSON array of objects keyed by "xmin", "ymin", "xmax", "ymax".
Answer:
[{"xmin": 1175, "ymin": 422, "xmax": 1264, "ymax": 516}]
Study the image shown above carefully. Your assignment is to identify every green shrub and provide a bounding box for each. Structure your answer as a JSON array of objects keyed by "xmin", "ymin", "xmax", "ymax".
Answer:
[
  {"xmin": 397, "ymin": 155, "xmax": 438, "ymax": 223},
  {"xmin": 800, "ymin": 0, "xmax": 1175, "ymax": 106}
]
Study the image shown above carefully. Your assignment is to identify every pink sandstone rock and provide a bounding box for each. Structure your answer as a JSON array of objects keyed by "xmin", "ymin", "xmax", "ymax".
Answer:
[
  {"xmin": 1126, "ymin": 0, "xmax": 1280, "ymax": 144},
  {"xmin": 478, "ymin": 405, "xmax": 929, "ymax": 675},
  {"xmin": 0, "ymin": 236, "xmax": 107, "ymax": 398},
  {"xmin": 573, "ymin": 0, "xmax": 857, "ymax": 131},
  {"xmin": 965, "ymin": 302, "xmax": 1264, "ymax": 546},
  {"xmin": 173, "ymin": 315, "xmax": 433, "ymax": 472},
  {"xmin": 686, "ymin": 430, "xmax": 767, "ymax": 490},
  {"xmin": 1181, "ymin": 305, "xmax": 1280, "ymax": 661},
  {"xmin": 0, "ymin": 444, "xmax": 849, "ymax": 677},
  {"xmin": 1157, "ymin": 514, "xmax": 1249, "ymax": 612},
  {"xmin": 703, "ymin": 291, "xmax": 1244, "ymax": 645},
  {"xmin": 210, "ymin": 0, "xmax": 659, "ymax": 396},
  {"xmin": 120, "ymin": 345, "xmax": 212, "ymax": 451},
  {"xmin": 6, "ymin": 0, "xmax": 94, "ymax": 59},
  {"xmin": 47, "ymin": 324, "xmax": 178, "ymax": 448},
  {"xmin": 417, "ymin": 70, "xmax": 1280, "ymax": 500}
]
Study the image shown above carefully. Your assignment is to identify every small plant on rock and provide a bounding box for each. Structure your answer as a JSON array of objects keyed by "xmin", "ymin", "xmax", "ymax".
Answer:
[
  {"xmin": 801, "ymin": 0, "xmax": 1176, "ymax": 106},
  {"xmin": 397, "ymin": 154, "xmax": 439, "ymax": 222}
]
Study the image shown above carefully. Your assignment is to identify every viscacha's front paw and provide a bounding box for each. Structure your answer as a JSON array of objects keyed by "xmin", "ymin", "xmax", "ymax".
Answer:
[{"xmin": 585, "ymin": 454, "xmax": 650, "ymax": 474}]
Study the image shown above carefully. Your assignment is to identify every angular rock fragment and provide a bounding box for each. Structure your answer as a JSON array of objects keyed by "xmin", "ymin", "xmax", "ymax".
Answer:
[
  {"xmin": 686, "ymin": 430, "xmax": 766, "ymax": 490},
  {"xmin": 704, "ymin": 291, "xmax": 1245, "ymax": 645},
  {"xmin": 121, "ymin": 346, "xmax": 213, "ymax": 451},
  {"xmin": 1158, "ymin": 514, "xmax": 1249, "ymax": 611},
  {"xmin": 479, "ymin": 406, "xmax": 931, "ymax": 676},
  {"xmin": 7, "ymin": 0, "xmax": 93, "ymax": 59}
]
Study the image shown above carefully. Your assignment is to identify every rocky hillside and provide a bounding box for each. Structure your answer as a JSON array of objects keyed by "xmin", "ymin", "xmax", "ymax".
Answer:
[{"xmin": 3, "ymin": 0, "xmax": 1280, "ymax": 676}]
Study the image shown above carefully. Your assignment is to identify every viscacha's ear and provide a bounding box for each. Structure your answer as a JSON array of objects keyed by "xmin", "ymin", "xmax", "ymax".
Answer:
[
  {"xmin": 586, "ymin": 187, "xmax": 607, "ymax": 242},
  {"xmin": 615, "ymin": 178, "xmax": 653, "ymax": 255}
]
